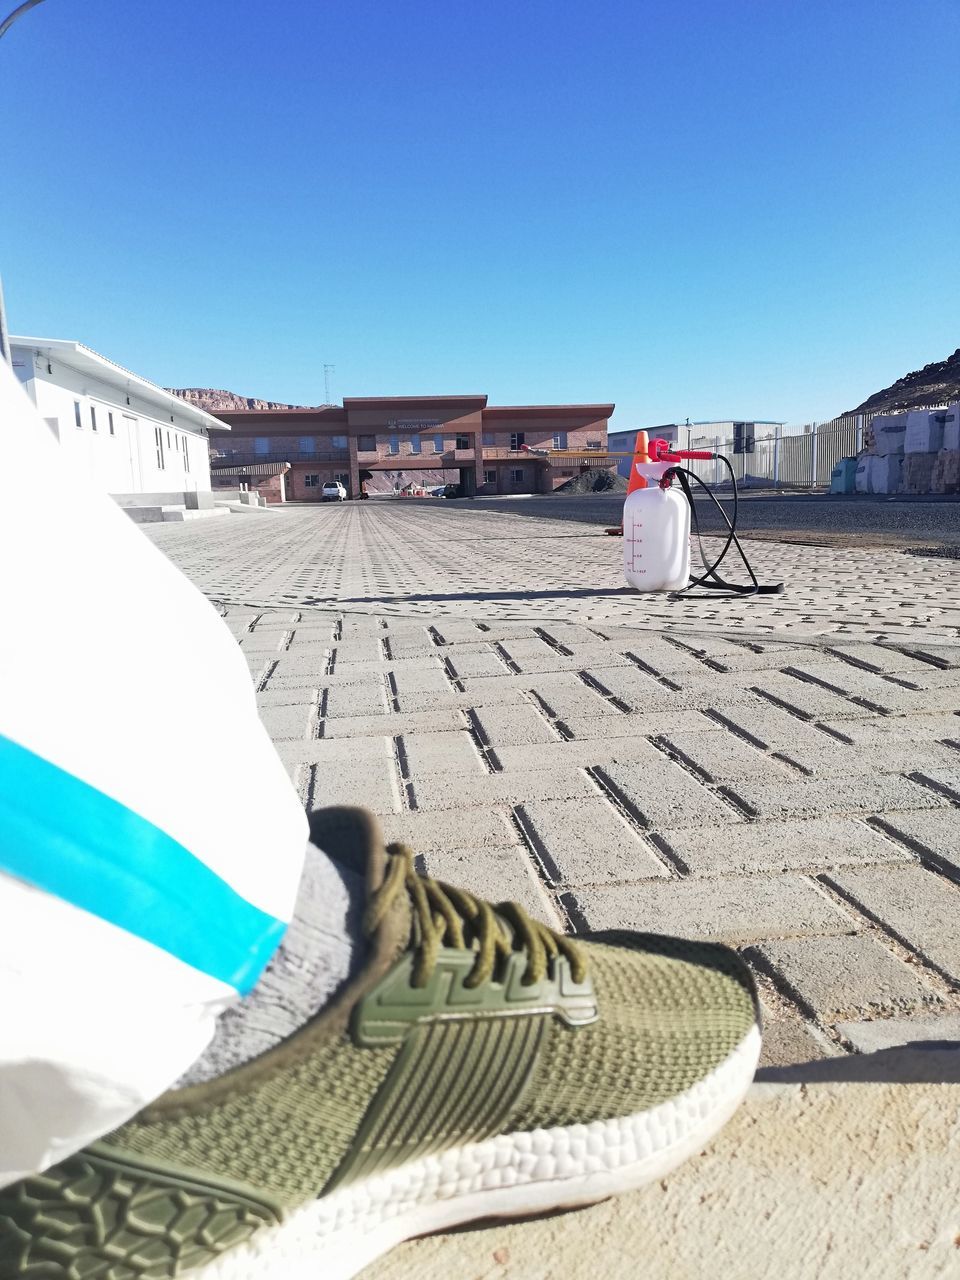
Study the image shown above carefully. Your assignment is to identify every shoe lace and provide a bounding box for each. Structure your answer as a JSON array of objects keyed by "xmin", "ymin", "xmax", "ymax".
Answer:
[{"xmin": 364, "ymin": 843, "xmax": 588, "ymax": 991}]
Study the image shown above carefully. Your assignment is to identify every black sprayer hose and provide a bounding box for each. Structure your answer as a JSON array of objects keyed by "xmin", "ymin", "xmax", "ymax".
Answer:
[{"xmin": 667, "ymin": 457, "xmax": 784, "ymax": 598}]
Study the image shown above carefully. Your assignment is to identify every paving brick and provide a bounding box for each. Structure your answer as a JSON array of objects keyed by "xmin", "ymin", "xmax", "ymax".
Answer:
[
  {"xmin": 595, "ymin": 760, "xmax": 741, "ymax": 828},
  {"xmin": 390, "ymin": 664, "xmax": 450, "ymax": 695},
  {"xmin": 826, "ymin": 864, "xmax": 960, "ymax": 981},
  {"xmin": 514, "ymin": 798, "xmax": 669, "ymax": 886},
  {"xmin": 909, "ymin": 766, "xmax": 960, "ymax": 802},
  {"xmin": 257, "ymin": 686, "xmax": 320, "ymax": 708},
  {"xmin": 305, "ymin": 760, "xmax": 401, "ymax": 816},
  {"xmin": 835, "ymin": 1013, "xmax": 960, "ymax": 1053},
  {"xmin": 787, "ymin": 662, "xmax": 958, "ymax": 717},
  {"xmin": 616, "ymin": 637, "xmax": 714, "ymax": 678},
  {"xmin": 380, "ymin": 807, "xmax": 520, "ymax": 854},
  {"xmin": 724, "ymin": 774, "xmax": 945, "ymax": 820},
  {"xmin": 382, "ymin": 630, "xmax": 438, "ymax": 659},
  {"xmin": 410, "ymin": 768, "xmax": 596, "ymax": 812},
  {"xmin": 669, "ymin": 641, "xmax": 808, "ymax": 674},
  {"xmin": 472, "ymin": 703, "xmax": 559, "ymax": 747},
  {"xmin": 496, "ymin": 637, "xmax": 584, "ymax": 673},
  {"xmin": 872, "ymin": 809, "xmax": 960, "ymax": 875},
  {"xmin": 756, "ymin": 934, "xmax": 942, "ymax": 1020},
  {"xmin": 577, "ymin": 665, "xmax": 672, "ymax": 711},
  {"xmin": 444, "ymin": 648, "xmax": 509, "ymax": 678},
  {"xmin": 275, "ymin": 733, "xmax": 392, "ymax": 767},
  {"xmin": 417, "ymin": 846, "xmax": 560, "ymax": 926},
  {"xmin": 750, "ymin": 671, "xmax": 861, "ymax": 720},
  {"xmin": 776, "ymin": 738, "xmax": 960, "ymax": 779},
  {"xmin": 825, "ymin": 643, "xmax": 938, "ymax": 674},
  {"xmin": 816, "ymin": 713, "xmax": 960, "ymax": 746},
  {"xmin": 568, "ymin": 874, "xmax": 852, "ymax": 942},
  {"xmin": 707, "ymin": 700, "xmax": 845, "ymax": 752},
  {"xmin": 530, "ymin": 623, "xmax": 603, "ymax": 650},
  {"xmin": 257, "ymin": 702, "xmax": 316, "ymax": 741},
  {"xmin": 284, "ymin": 633, "xmax": 335, "ymax": 653},
  {"xmin": 237, "ymin": 638, "xmax": 287, "ymax": 657},
  {"xmin": 321, "ymin": 708, "xmax": 463, "ymax": 739},
  {"xmin": 888, "ymin": 669, "xmax": 960, "ymax": 692},
  {"xmin": 397, "ymin": 693, "xmax": 474, "ymax": 717},
  {"xmin": 757, "ymin": 1015, "xmax": 832, "ymax": 1067},
  {"xmin": 529, "ymin": 677, "xmax": 627, "ymax": 723},
  {"xmin": 658, "ymin": 817, "xmax": 908, "ymax": 876},
  {"xmin": 401, "ymin": 729, "xmax": 486, "ymax": 777},
  {"xmin": 656, "ymin": 728, "xmax": 795, "ymax": 782},
  {"xmin": 324, "ymin": 680, "xmax": 388, "ymax": 718},
  {"xmin": 428, "ymin": 620, "xmax": 487, "ymax": 644},
  {"xmin": 494, "ymin": 735, "xmax": 665, "ymax": 773},
  {"xmin": 268, "ymin": 651, "xmax": 331, "ymax": 678},
  {"xmin": 893, "ymin": 643, "xmax": 960, "ymax": 669}
]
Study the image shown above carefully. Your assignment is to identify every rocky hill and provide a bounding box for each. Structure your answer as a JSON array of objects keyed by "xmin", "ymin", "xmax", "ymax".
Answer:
[
  {"xmin": 850, "ymin": 348, "xmax": 960, "ymax": 415},
  {"xmin": 168, "ymin": 388, "xmax": 321, "ymax": 412}
]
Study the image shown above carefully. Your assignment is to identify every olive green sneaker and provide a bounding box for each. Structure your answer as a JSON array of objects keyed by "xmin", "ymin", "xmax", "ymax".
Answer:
[{"xmin": 0, "ymin": 806, "xmax": 760, "ymax": 1280}]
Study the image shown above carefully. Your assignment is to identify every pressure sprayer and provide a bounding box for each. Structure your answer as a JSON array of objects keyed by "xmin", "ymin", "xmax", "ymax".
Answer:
[{"xmin": 619, "ymin": 431, "xmax": 784, "ymax": 597}]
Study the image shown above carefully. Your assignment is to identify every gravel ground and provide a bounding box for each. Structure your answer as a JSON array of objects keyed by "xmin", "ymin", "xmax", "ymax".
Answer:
[{"xmin": 464, "ymin": 491, "xmax": 960, "ymax": 548}]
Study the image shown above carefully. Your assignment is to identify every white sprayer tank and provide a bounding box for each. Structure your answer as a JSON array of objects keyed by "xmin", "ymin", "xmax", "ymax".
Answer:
[{"xmin": 623, "ymin": 483, "xmax": 691, "ymax": 591}]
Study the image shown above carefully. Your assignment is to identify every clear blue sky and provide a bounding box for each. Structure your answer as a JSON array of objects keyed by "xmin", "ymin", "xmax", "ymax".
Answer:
[{"xmin": 3, "ymin": 0, "xmax": 958, "ymax": 426}]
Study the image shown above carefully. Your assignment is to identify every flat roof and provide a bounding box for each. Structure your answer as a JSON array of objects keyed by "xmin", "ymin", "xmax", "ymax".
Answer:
[
  {"xmin": 11, "ymin": 337, "xmax": 229, "ymax": 432},
  {"xmin": 212, "ymin": 406, "xmax": 348, "ymax": 428},
  {"xmin": 484, "ymin": 403, "xmax": 614, "ymax": 418}
]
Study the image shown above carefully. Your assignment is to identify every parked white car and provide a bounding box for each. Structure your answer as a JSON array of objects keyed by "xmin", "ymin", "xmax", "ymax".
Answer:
[{"xmin": 321, "ymin": 481, "xmax": 347, "ymax": 502}]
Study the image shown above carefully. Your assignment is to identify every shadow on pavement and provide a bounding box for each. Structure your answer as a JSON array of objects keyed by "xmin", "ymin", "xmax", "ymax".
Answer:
[
  {"xmin": 303, "ymin": 586, "xmax": 639, "ymax": 606},
  {"xmin": 756, "ymin": 1041, "xmax": 960, "ymax": 1085}
]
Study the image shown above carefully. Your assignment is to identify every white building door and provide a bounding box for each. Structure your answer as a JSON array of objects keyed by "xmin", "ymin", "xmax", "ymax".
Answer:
[{"xmin": 123, "ymin": 414, "xmax": 142, "ymax": 491}]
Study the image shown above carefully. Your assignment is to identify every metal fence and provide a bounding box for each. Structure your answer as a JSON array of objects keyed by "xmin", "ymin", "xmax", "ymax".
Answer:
[{"xmin": 682, "ymin": 413, "xmax": 867, "ymax": 490}]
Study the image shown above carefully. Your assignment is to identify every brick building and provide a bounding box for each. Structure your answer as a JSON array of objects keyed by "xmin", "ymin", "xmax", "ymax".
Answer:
[{"xmin": 208, "ymin": 395, "xmax": 614, "ymax": 500}]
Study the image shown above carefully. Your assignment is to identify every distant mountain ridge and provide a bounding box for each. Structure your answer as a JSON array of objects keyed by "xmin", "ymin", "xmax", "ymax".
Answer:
[
  {"xmin": 850, "ymin": 348, "xmax": 960, "ymax": 415},
  {"xmin": 168, "ymin": 387, "xmax": 324, "ymax": 413}
]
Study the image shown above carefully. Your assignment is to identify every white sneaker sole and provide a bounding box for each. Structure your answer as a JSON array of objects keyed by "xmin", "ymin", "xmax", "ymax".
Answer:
[{"xmin": 198, "ymin": 1024, "xmax": 760, "ymax": 1280}]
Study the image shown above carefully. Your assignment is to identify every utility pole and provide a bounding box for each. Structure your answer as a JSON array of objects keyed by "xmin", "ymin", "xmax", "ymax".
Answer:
[
  {"xmin": 0, "ymin": 0, "xmax": 48, "ymax": 364},
  {"xmin": 323, "ymin": 363, "xmax": 334, "ymax": 405}
]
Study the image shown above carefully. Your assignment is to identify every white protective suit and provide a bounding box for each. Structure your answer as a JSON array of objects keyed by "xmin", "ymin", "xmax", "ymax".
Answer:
[{"xmin": 0, "ymin": 357, "xmax": 306, "ymax": 1186}]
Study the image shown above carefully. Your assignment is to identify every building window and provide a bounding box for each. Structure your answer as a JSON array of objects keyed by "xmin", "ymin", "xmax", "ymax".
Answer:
[
  {"xmin": 409, "ymin": 435, "xmax": 421, "ymax": 454},
  {"xmin": 331, "ymin": 435, "xmax": 348, "ymax": 450},
  {"xmin": 334, "ymin": 472, "xmax": 349, "ymax": 485},
  {"xmin": 433, "ymin": 435, "xmax": 444, "ymax": 453},
  {"xmin": 387, "ymin": 434, "xmax": 399, "ymax": 454},
  {"xmin": 108, "ymin": 412, "xmax": 115, "ymax": 435},
  {"xmin": 167, "ymin": 430, "xmax": 172, "ymax": 448},
  {"xmin": 155, "ymin": 427, "xmax": 165, "ymax": 470},
  {"xmin": 586, "ymin": 440, "xmax": 602, "ymax": 450},
  {"xmin": 74, "ymin": 401, "xmax": 82, "ymax": 429},
  {"xmin": 304, "ymin": 474, "xmax": 320, "ymax": 487},
  {"xmin": 358, "ymin": 435, "xmax": 375, "ymax": 452},
  {"xmin": 553, "ymin": 431, "xmax": 567, "ymax": 449},
  {"xmin": 456, "ymin": 434, "xmax": 470, "ymax": 450},
  {"xmin": 183, "ymin": 437, "xmax": 190, "ymax": 472},
  {"xmin": 91, "ymin": 406, "xmax": 98, "ymax": 432},
  {"xmin": 482, "ymin": 433, "xmax": 495, "ymax": 446},
  {"xmin": 560, "ymin": 469, "xmax": 574, "ymax": 476},
  {"xmin": 484, "ymin": 469, "xmax": 497, "ymax": 484},
  {"xmin": 299, "ymin": 437, "xmax": 315, "ymax": 454},
  {"xmin": 254, "ymin": 437, "xmax": 270, "ymax": 455},
  {"xmin": 510, "ymin": 432, "xmax": 525, "ymax": 451},
  {"xmin": 511, "ymin": 468, "xmax": 524, "ymax": 483}
]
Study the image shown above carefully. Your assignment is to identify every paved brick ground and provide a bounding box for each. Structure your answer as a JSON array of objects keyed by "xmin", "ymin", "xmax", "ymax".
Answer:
[{"xmin": 147, "ymin": 503, "xmax": 960, "ymax": 1065}]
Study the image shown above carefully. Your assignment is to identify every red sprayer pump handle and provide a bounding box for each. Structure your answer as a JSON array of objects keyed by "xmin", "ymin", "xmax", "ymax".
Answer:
[{"xmin": 648, "ymin": 438, "xmax": 714, "ymax": 462}]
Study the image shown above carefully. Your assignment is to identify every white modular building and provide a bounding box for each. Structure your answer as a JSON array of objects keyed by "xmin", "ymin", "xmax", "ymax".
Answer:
[{"xmin": 10, "ymin": 337, "xmax": 226, "ymax": 507}]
